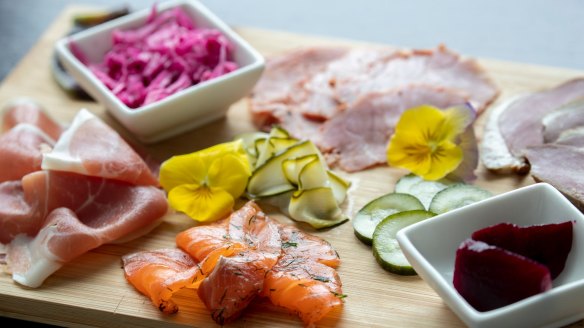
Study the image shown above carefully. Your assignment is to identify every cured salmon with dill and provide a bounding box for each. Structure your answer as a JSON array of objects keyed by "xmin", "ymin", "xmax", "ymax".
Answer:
[{"xmin": 122, "ymin": 201, "xmax": 344, "ymax": 326}]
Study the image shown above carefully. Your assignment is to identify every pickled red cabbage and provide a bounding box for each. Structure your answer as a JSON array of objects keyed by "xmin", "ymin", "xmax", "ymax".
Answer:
[{"xmin": 77, "ymin": 6, "xmax": 238, "ymax": 109}]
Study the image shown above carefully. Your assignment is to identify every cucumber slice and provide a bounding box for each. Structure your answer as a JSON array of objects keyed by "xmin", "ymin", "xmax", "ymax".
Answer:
[
  {"xmin": 372, "ymin": 210, "xmax": 435, "ymax": 275},
  {"xmin": 247, "ymin": 140, "xmax": 320, "ymax": 198},
  {"xmin": 353, "ymin": 193, "xmax": 424, "ymax": 245},
  {"xmin": 327, "ymin": 170, "xmax": 350, "ymax": 204},
  {"xmin": 394, "ymin": 173, "xmax": 454, "ymax": 209},
  {"xmin": 429, "ymin": 184, "xmax": 493, "ymax": 214},
  {"xmin": 289, "ymin": 187, "xmax": 349, "ymax": 229}
]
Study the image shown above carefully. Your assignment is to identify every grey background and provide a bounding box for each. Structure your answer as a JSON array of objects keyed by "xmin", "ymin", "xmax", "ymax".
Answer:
[{"xmin": 1, "ymin": 0, "xmax": 583, "ymax": 83}]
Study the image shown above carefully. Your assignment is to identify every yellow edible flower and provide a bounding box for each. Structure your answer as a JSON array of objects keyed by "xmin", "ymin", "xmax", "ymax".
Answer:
[
  {"xmin": 387, "ymin": 104, "xmax": 476, "ymax": 181},
  {"xmin": 159, "ymin": 140, "xmax": 251, "ymax": 222}
]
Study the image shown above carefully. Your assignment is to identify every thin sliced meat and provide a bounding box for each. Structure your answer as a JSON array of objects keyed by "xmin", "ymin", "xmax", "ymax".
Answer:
[
  {"xmin": 495, "ymin": 78, "xmax": 584, "ymax": 172},
  {"xmin": 0, "ymin": 180, "xmax": 41, "ymax": 244},
  {"xmin": 0, "ymin": 124, "xmax": 55, "ymax": 183},
  {"xmin": 297, "ymin": 48, "xmax": 399, "ymax": 121},
  {"xmin": 542, "ymin": 98, "xmax": 584, "ymax": 143},
  {"xmin": 525, "ymin": 144, "xmax": 584, "ymax": 211},
  {"xmin": 2, "ymin": 98, "xmax": 64, "ymax": 140},
  {"xmin": 249, "ymin": 45, "xmax": 498, "ymax": 172},
  {"xmin": 4, "ymin": 170, "xmax": 168, "ymax": 287},
  {"xmin": 555, "ymin": 127, "xmax": 584, "ymax": 147},
  {"xmin": 315, "ymin": 85, "xmax": 469, "ymax": 172},
  {"xmin": 41, "ymin": 109, "xmax": 159, "ymax": 186},
  {"xmin": 479, "ymin": 96, "xmax": 529, "ymax": 174},
  {"xmin": 334, "ymin": 45, "xmax": 498, "ymax": 115}
]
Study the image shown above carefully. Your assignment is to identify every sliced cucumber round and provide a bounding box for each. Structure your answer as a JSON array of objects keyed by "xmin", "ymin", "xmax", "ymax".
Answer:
[
  {"xmin": 353, "ymin": 193, "xmax": 424, "ymax": 245},
  {"xmin": 394, "ymin": 173, "xmax": 454, "ymax": 209},
  {"xmin": 429, "ymin": 184, "xmax": 493, "ymax": 214},
  {"xmin": 372, "ymin": 210, "xmax": 435, "ymax": 275}
]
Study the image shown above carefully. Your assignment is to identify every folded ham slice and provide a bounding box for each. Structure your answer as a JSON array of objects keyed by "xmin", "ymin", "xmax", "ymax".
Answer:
[
  {"xmin": 249, "ymin": 45, "xmax": 499, "ymax": 172},
  {"xmin": 0, "ymin": 103, "xmax": 168, "ymax": 288},
  {"xmin": 525, "ymin": 144, "xmax": 584, "ymax": 211},
  {"xmin": 315, "ymin": 85, "xmax": 469, "ymax": 171},
  {"xmin": 482, "ymin": 78, "xmax": 584, "ymax": 173},
  {"xmin": 0, "ymin": 99, "xmax": 63, "ymax": 183},
  {"xmin": 2, "ymin": 98, "xmax": 63, "ymax": 140},
  {"xmin": 42, "ymin": 109, "xmax": 159, "ymax": 186}
]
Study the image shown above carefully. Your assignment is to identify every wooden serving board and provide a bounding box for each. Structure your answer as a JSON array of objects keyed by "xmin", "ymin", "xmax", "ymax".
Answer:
[{"xmin": 1, "ymin": 6, "xmax": 584, "ymax": 328}]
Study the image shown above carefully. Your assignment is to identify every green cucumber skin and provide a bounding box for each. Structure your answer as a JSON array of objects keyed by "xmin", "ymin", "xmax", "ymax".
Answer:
[
  {"xmin": 372, "ymin": 210, "xmax": 435, "ymax": 275},
  {"xmin": 353, "ymin": 193, "xmax": 424, "ymax": 245}
]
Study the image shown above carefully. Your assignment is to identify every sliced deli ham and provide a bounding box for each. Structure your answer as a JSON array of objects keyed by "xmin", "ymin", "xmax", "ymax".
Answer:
[
  {"xmin": 249, "ymin": 45, "xmax": 499, "ymax": 172},
  {"xmin": 483, "ymin": 78, "xmax": 584, "ymax": 173},
  {"xmin": 315, "ymin": 85, "xmax": 469, "ymax": 171},
  {"xmin": 525, "ymin": 144, "xmax": 584, "ymax": 211}
]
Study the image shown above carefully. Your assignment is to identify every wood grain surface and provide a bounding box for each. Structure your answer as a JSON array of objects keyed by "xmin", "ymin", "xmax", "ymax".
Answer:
[{"xmin": 1, "ymin": 6, "xmax": 584, "ymax": 328}]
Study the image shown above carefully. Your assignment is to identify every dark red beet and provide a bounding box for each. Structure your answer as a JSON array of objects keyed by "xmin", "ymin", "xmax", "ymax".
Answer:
[
  {"xmin": 471, "ymin": 221, "xmax": 574, "ymax": 279},
  {"xmin": 453, "ymin": 239, "xmax": 552, "ymax": 312}
]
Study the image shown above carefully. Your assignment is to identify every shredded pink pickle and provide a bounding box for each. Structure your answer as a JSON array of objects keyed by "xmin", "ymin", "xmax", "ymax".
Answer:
[{"xmin": 74, "ymin": 6, "xmax": 238, "ymax": 109}]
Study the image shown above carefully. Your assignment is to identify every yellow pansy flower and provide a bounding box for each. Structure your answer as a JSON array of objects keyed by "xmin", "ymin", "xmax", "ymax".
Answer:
[
  {"xmin": 387, "ymin": 104, "xmax": 477, "ymax": 181},
  {"xmin": 159, "ymin": 140, "xmax": 251, "ymax": 222}
]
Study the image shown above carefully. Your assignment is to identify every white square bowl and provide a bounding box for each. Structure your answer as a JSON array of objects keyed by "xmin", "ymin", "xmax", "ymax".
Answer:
[
  {"xmin": 55, "ymin": 0, "xmax": 265, "ymax": 143},
  {"xmin": 396, "ymin": 182, "xmax": 584, "ymax": 328}
]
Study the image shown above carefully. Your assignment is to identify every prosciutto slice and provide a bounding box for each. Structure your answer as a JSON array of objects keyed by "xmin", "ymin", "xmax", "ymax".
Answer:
[
  {"xmin": 2, "ymin": 98, "xmax": 64, "ymax": 140},
  {"xmin": 42, "ymin": 109, "xmax": 159, "ymax": 186},
  {"xmin": 0, "ymin": 103, "xmax": 167, "ymax": 288},
  {"xmin": 0, "ymin": 100, "xmax": 63, "ymax": 183},
  {"xmin": 0, "ymin": 124, "xmax": 55, "ymax": 183},
  {"xmin": 4, "ymin": 170, "xmax": 168, "ymax": 288}
]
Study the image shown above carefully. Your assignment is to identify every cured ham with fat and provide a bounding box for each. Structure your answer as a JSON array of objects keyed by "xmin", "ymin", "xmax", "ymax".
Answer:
[
  {"xmin": 122, "ymin": 201, "xmax": 344, "ymax": 326},
  {"xmin": 42, "ymin": 109, "xmax": 159, "ymax": 186},
  {"xmin": 0, "ymin": 104, "xmax": 168, "ymax": 288},
  {"xmin": 249, "ymin": 45, "xmax": 499, "ymax": 172},
  {"xmin": 0, "ymin": 99, "xmax": 64, "ymax": 183},
  {"xmin": 2, "ymin": 98, "xmax": 63, "ymax": 140}
]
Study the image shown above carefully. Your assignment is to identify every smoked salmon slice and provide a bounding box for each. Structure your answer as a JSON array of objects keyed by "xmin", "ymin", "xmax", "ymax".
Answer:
[{"xmin": 122, "ymin": 201, "xmax": 344, "ymax": 326}]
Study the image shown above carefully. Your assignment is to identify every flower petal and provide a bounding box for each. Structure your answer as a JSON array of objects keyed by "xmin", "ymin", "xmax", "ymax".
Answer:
[
  {"xmin": 168, "ymin": 184, "xmax": 234, "ymax": 222},
  {"xmin": 423, "ymin": 141, "xmax": 463, "ymax": 180},
  {"xmin": 207, "ymin": 153, "xmax": 251, "ymax": 198},
  {"xmin": 159, "ymin": 153, "xmax": 208, "ymax": 192},
  {"xmin": 440, "ymin": 104, "xmax": 476, "ymax": 141}
]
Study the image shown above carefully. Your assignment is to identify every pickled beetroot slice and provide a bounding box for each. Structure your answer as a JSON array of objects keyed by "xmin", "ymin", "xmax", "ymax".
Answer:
[
  {"xmin": 471, "ymin": 221, "xmax": 573, "ymax": 279},
  {"xmin": 453, "ymin": 239, "xmax": 552, "ymax": 312}
]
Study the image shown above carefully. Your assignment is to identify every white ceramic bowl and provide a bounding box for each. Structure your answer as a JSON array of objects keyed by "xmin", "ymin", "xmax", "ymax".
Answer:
[
  {"xmin": 55, "ymin": 0, "xmax": 264, "ymax": 143},
  {"xmin": 397, "ymin": 183, "xmax": 584, "ymax": 328}
]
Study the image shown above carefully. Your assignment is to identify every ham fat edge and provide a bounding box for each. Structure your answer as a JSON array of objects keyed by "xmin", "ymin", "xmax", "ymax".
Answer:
[
  {"xmin": 122, "ymin": 201, "xmax": 344, "ymax": 326},
  {"xmin": 0, "ymin": 103, "xmax": 167, "ymax": 288}
]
